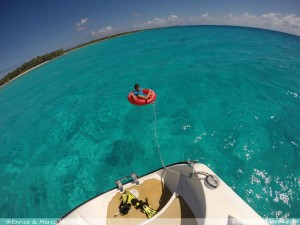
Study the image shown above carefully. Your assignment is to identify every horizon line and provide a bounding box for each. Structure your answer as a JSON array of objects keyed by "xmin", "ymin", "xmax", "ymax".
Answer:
[{"xmin": 1, "ymin": 24, "xmax": 299, "ymax": 79}]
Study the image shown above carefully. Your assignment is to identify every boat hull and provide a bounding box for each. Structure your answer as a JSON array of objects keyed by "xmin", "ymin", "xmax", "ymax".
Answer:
[{"xmin": 57, "ymin": 162, "xmax": 267, "ymax": 225}]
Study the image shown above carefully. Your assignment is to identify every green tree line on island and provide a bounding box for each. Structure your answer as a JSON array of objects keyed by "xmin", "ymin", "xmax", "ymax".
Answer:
[
  {"xmin": 0, "ymin": 49, "xmax": 64, "ymax": 87},
  {"xmin": 0, "ymin": 29, "xmax": 146, "ymax": 87},
  {"xmin": 64, "ymin": 31, "xmax": 138, "ymax": 52}
]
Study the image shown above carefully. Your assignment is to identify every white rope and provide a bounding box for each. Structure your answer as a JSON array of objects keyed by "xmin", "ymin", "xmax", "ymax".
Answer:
[
  {"xmin": 153, "ymin": 102, "xmax": 166, "ymax": 168},
  {"xmin": 152, "ymin": 102, "xmax": 185, "ymax": 176},
  {"xmin": 152, "ymin": 102, "xmax": 215, "ymax": 181}
]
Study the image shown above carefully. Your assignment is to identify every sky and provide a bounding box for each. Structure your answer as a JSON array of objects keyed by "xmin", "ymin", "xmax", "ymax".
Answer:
[{"xmin": 1, "ymin": 0, "xmax": 300, "ymax": 77}]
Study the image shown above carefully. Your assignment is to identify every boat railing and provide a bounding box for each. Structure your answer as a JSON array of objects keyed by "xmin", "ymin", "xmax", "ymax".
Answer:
[{"xmin": 115, "ymin": 173, "xmax": 139, "ymax": 192}]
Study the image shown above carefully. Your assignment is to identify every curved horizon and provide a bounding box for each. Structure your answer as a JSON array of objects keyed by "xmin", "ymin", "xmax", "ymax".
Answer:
[
  {"xmin": 1, "ymin": 0, "xmax": 300, "ymax": 76},
  {"xmin": 1, "ymin": 24, "xmax": 299, "ymax": 88}
]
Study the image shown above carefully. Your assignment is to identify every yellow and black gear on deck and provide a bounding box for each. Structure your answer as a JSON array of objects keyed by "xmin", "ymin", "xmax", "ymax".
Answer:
[
  {"xmin": 119, "ymin": 191, "xmax": 157, "ymax": 219},
  {"xmin": 121, "ymin": 191, "xmax": 137, "ymax": 205}
]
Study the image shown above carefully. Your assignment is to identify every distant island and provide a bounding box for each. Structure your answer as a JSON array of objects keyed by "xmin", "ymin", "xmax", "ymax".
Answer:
[
  {"xmin": 0, "ymin": 49, "xmax": 64, "ymax": 87},
  {"xmin": 64, "ymin": 30, "xmax": 141, "ymax": 53},
  {"xmin": 0, "ymin": 30, "xmax": 143, "ymax": 87}
]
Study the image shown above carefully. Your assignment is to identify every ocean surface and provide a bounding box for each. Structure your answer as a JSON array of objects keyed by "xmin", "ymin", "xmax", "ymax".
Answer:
[{"xmin": 0, "ymin": 26, "xmax": 299, "ymax": 219}]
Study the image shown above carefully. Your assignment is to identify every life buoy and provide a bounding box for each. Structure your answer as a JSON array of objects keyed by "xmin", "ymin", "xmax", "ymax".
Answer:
[{"xmin": 127, "ymin": 89, "xmax": 156, "ymax": 106}]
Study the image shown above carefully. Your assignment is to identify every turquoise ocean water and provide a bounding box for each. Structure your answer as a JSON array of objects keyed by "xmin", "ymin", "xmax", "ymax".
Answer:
[{"xmin": 0, "ymin": 26, "xmax": 300, "ymax": 219}]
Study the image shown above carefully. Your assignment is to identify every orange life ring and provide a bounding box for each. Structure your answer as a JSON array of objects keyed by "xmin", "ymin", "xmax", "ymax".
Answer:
[{"xmin": 127, "ymin": 89, "xmax": 156, "ymax": 106}]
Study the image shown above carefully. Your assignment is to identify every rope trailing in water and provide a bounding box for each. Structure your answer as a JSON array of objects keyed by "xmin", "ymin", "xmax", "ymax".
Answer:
[
  {"xmin": 153, "ymin": 102, "xmax": 186, "ymax": 176},
  {"xmin": 153, "ymin": 102, "xmax": 165, "ymax": 168},
  {"xmin": 152, "ymin": 102, "xmax": 219, "ymax": 183}
]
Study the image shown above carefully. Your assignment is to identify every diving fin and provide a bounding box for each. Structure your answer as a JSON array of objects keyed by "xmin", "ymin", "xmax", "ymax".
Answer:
[
  {"xmin": 143, "ymin": 205, "xmax": 157, "ymax": 219},
  {"xmin": 120, "ymin": 191, "xmax": 137, "ymax": 205}
]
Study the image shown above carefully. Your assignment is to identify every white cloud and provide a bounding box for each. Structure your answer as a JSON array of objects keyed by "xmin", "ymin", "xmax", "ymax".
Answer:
[
  {"xmin": 222, "ymin": 12, "xmax": 300, "ymax": 36},
  {"xmin": 189, "ymin": 13, "xmax": 218, "ymax": 24},
  {"xmin": 169, "ymin": 15, "xmax": 179, "ymax": 22},
  {"xmin": 133, "ymin": 13, "xmax": 300, "ymax": 36},
  {"xmin": 135, "ymin": 14, "xmax": 183, "ymax": 28},
  {"xmin": 76, "ymin": 18, "xmax": 88, "ymax": 31},
  {"xmin": 91, "ymin": 26, "xmax": 117, "ymax": 37}
]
